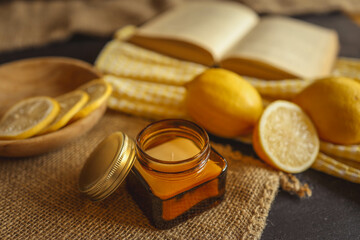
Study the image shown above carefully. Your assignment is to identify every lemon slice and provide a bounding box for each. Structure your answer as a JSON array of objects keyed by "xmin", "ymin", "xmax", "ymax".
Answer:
[
  {"xmin": 253, "ymin": 100, "xmax": 319, "ymax": 173},
  {"xmin": 73, "ymin": 79, "xmax": 112, "ymax": 120},
  {"xmin": 39, "ymin": 90, "xmax": 89, "ymax": 134},
  {"xmin": 0, "ymin": 96, "xmax": 60, "ymax": 140}
]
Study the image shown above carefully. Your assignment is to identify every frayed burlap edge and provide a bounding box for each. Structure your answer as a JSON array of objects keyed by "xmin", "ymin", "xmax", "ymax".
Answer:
[{"xmin": 212, "ymin": 143, "xmax": 312, "ymax": 197}]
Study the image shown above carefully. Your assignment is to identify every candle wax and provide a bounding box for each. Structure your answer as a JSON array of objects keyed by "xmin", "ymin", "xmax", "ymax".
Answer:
[{"xmin": 145, "ymin": 137, "xmax": 200, "ymax": 161}]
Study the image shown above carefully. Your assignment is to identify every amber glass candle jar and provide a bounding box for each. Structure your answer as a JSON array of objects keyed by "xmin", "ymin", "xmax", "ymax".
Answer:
[
  {"xmin": 128, "ymin": 119, "xmax": 227, "ymax": 229},
  {"xmin": 78, "ymin": 119, "xmax": 227, "ymax": 229}
]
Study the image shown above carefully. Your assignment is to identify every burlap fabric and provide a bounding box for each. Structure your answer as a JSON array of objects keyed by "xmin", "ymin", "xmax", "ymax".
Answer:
[
  {"xmin": 1, "ymin": 0, "xmax": 360, "ymax": 53},
  {"xmin": 0, "ymin": 110, "xmax": 280, "ymax": 239}
]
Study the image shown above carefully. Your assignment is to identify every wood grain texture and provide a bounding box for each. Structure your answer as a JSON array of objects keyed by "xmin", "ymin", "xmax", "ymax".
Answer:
[{"xmin": 0, "ymin": 57, "xmax": 105, "ymax": 157}]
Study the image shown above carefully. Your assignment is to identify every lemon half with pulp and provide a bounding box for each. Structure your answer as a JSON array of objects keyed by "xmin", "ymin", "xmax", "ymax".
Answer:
[{"xmin": 253, "ymin": 100, "xmax": 319, "ymax": 173}]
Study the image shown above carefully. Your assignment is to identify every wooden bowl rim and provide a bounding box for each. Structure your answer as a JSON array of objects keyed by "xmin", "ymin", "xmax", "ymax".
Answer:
[
  {"xmin": 0, "ymin": 57, "xmax": 105, "ymax": 157},
  {"xmin": 0, "ymin": 56, "xmax": 101, "ymax": 75}
]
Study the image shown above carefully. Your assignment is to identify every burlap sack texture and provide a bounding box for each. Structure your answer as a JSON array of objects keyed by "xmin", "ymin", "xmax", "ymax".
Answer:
[
  {"xmin": 0, "ymin": 0, "xmax": 359, "ymax": 53},
  {"xmin": 0, "ymin": 111, "xmax": 282, "ymax": 239}
]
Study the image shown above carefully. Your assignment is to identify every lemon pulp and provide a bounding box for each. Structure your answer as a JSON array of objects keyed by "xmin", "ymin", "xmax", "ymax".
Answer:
[
  {"xmin": 253, "ymin": 100, "xmax": 319, "ymax": 173},
  {"xmin": 39, "ymin": 90, "xmax": 89, "ymax": 134},
  {"xmin": 0, "ymin": 96, "xmax": 60, "ymax": 139}
]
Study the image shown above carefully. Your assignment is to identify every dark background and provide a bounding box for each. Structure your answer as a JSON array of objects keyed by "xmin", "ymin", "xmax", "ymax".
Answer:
[{"xmin": 1, "ymin": 12, "xmax": 360, "ymax": 240}]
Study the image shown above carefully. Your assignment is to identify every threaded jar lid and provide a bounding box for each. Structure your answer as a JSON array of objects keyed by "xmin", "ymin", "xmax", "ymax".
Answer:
[{"xmin": 78, "ymin": 132, "xmax": 136, "ymax": 201}]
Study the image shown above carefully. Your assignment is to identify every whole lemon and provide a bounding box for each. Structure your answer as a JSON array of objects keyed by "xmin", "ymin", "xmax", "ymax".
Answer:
[
  {"xmin": 293, "ymin": 77, "xmax": 360, "ymax": 145},
  {"xmin": 186, "ymin": 68, "xmax": 263, "ymax": 137}
]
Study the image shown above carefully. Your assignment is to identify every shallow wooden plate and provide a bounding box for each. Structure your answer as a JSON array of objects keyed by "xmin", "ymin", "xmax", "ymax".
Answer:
[{"xmin": 0, "ymin": 57, "xmax": 105, "ymax": 157}]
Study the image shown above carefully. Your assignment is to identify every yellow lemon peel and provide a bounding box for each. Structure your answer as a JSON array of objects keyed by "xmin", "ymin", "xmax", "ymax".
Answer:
[
  {"xmin": 186, "ymin": 68, "xmax": 263, "ymax": 137},
  {"xmin": 294, "ymin": 77, "xmax": 360, "ymax": 145}
]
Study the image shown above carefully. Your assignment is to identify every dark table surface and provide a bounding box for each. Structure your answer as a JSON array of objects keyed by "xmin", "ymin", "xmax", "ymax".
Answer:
[{"xmin": 1, "ymin": 12, "xmax": 359, "ymax": 240}]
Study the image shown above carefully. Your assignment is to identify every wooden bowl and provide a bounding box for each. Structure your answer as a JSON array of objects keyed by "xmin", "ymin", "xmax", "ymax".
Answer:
[{"xmin": 0, "ymin": 57, "xmax": 105, "ymax": 157}]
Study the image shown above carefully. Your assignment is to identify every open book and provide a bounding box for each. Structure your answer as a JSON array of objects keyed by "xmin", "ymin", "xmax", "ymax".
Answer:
[{"xmin": 129, "ymin": 1, "xmax": 339, "ymax": 80}]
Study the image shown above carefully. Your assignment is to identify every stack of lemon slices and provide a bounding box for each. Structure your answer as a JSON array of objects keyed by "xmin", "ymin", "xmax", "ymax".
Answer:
[{"xmin": 0, "ymin": 79, "xmax": 112, "ymax": 140}]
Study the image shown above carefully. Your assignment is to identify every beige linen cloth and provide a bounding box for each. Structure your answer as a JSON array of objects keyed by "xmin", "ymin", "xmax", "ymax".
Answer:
[{"xmin": 0, "ymin": 0, "xmax": 360, "ymax": 53}]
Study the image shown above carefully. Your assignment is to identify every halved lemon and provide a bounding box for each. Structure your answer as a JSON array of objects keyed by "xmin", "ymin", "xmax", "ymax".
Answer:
[
  {"xmin": 72, "ymin": 79, "xmax": 112, "ymax": 120},
  {"xmin": 0, "ymin": 96, "xmax": 60, "ymax": 140},
  {"xmin": 253, "ymin": 100, "xmax": 319, "ymax": 173},
  {"xmin": 39, "ymin": 90, "xmax": 89, "ymax": 134}
]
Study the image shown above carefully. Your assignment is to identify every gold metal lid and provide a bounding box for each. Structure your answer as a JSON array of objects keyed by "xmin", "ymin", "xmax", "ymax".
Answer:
[{"xmin": 78, "ymin": 132, "xmax": 136, "ymax": 201}]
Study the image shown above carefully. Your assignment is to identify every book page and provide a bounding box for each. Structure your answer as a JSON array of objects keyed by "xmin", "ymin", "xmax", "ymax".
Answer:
[
  {"xmin": 222, "ymin": 16, "xmax": 339, "ymax": 79},
  {"xmin": 134, "ymin": 1, "xmax": 259, "ymax": 63}
]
